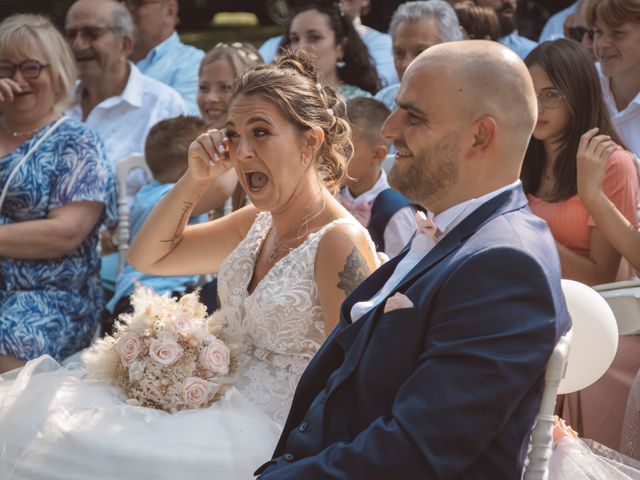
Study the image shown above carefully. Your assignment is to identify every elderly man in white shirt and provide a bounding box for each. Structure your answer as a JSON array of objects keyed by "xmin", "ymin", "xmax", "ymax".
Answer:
[{"xmin": 64, "ymin": 0, "xmax": 187, "ymax": 169}]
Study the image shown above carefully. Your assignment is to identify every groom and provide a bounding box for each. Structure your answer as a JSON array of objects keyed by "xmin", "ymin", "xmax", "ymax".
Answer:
[{"xmin": 256, "ymin": 40, "xmax": 571, "ymax": 479}]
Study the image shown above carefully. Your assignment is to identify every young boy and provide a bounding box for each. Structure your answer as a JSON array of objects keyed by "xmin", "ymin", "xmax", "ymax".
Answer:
[
  {"xmin": 106, "ymin": 116, "xmax": 235, "ymax": 323},
  {"xmin": 339, "ymin": 97, "xmax": 417, "ymax": 258}
]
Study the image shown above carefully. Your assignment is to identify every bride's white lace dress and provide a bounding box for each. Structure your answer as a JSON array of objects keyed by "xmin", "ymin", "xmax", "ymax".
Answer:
[{"xmin": 0, "ymin": 212, "xmax": 360, "ymax": 480}]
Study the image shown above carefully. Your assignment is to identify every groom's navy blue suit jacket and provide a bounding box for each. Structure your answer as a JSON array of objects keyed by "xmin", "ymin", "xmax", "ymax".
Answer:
[{"xmin": 257, "ymin": 185, "xmax": 571, "ymax": 479}]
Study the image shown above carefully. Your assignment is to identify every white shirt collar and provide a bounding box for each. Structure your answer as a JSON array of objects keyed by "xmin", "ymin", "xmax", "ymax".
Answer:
[
  {"xmin": 431, "ymin": 179, "xmax": 521, "ymax": 238},
  {"xmin": 598, "ymin": 63, "xmax": 640, "ymax": 114},
  {"xmin": 341, "ymin": 169, "xmax": 389, "ymax": 205},
  {"xmin": 71, "ymin": 62, "xmax": 144, "ymax": 111}
]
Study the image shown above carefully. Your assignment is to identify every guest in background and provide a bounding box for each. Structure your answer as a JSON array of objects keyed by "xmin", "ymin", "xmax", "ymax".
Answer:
[
  {"xmin": 0, "ymin": 14, "xmax": 116, "ymax": 372},
  {"xmin": 523, "ymin": 40, "xmax": 639, "ymax": 453},
  {"xmin": 279, "ymin": 1, "xmax": 380, "ymax": 99},
  {"xmin": 339, "ymin": 97, "xmax": 416, "ymax": 258},
  {"xmin": 587, "ymin": 0, "xmax": 640, "ymax": 157},
  {"xmin": 522, "ymin": 39, "xmax": 638, "ymax": 286},
  {"xmin": 106, "ymin": 116, "xmax": 235, "ymax": 327},
  {"xmin": 565, "ymin": 1, "xmax": 595, "ymax": 59},
  {"xmin": 539, "ymin": 1, "xmax": 579, "ymax": 42},
  {"xmin": 122, "ymin": 0, "xmax": 204, "ymax": 114},
  {"xmin": 197, "ymin": 42, "xmax": 262, "ymax": 211},
  {"xmin": 474, "ymin": 0, "xmax": 537, "ymax": 58},
  {"xmin": 64, "ymin": 0, "xmax": 186, "ymax": 171},
  {"xmin": 259, "ymin": 0, "xmax": 396, "ymax": 89},
  {"xmin": 454, "ymin": 1, "xmax": 501, "ymax": 40},
  {"xmin": 375, "ymin": 1, "xmax": 463, "ymax": 111}
]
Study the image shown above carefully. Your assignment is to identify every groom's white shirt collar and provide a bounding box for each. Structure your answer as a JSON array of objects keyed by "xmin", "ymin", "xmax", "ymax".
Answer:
[{"xmin": 350, "ymin": 180, "xmax": 521, "ymax": 322}]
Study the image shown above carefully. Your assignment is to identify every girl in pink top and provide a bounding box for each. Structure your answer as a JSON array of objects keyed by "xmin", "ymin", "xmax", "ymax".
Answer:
[{"xmin": 521, "ymin": 38, "xmax": 638, "ymax": 286}]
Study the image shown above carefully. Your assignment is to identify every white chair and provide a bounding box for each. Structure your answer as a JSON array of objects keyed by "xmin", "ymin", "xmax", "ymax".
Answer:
[
  {"xmin": 115, "ymin": 153, "xmax": 151, "ymax": 275},
  {"xmin": 594, "ymin": 279, "xmax": 640, "ymax": 335},
  {"xmin": 522, "ymin": 331, "xmax": 572, "ymax": 480},
  {"xmin": 523, "ymin": 279, "xmax": 619, "ymax": 479}
]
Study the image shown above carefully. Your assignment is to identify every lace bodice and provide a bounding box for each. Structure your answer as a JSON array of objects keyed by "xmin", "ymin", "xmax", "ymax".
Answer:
[{"xmin": 215, "ymin": 212, "xmax": 363, "ymax": 425}]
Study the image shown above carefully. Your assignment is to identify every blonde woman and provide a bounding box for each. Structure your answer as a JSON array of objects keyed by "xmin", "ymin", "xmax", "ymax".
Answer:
[{"xmin": 0, "ymin": 14, "xmax": 115, "ymax": 373}]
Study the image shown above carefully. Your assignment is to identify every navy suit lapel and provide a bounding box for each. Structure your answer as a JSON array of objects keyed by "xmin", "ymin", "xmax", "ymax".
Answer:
[{"xmin": 327, "ymin": 186, "xmax": 529, "ymax": 393}]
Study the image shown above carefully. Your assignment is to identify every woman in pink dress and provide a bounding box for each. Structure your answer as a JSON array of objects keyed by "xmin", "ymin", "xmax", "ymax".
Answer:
[{"xmin": 521, "ymin": 38, "xmax": 639, "ymax": 453}]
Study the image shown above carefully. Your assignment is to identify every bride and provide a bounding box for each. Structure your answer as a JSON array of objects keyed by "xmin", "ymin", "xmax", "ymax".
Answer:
[{"xmin": 0, "ymin": 51, "xmax": 380, "ymax": 479}]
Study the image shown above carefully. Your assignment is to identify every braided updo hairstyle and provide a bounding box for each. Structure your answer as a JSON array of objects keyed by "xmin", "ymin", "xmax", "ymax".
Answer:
[{"xmin": 230, "ymin": 49, "xmax": 352, "ymax": 194}]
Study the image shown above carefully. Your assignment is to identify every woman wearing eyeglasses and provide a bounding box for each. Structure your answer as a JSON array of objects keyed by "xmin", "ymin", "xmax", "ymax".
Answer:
[
  {"xmin": 0, "ymin": 14, "xmax": 116, "ymax": 373},
  {"xmin": 522, "ymin": 38, "xmax": 638, "ymax": 287},
  {"xmin": 521, "ymin": 38, "xmax": 640, "ymax": 457}
]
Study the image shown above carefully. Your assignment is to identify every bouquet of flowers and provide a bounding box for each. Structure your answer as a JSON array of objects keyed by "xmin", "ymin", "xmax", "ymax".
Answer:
[{"xmin": 83, "ymin": 286, "xmax": 239, "ymax": 413}]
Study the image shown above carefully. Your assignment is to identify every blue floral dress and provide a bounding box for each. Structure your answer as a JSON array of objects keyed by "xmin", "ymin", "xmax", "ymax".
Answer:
[{"xmin": 0, "ymin": 118, "xmax": 116, "ymax": 361}]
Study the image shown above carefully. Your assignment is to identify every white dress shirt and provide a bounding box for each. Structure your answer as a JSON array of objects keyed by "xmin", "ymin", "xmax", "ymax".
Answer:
[
  {"xmin": 598, "ymin": 66, "xmax": 640, "ymax": 157},
  {"xmin": 66, "ymin": 62, "xmax": 188, "ymax": 166},
  {"xmin": 341, "ymin": 169, "xmax": 417, "ymax": 258},
  {"xmin": 350, "ymin": 180, "xmax": 521, "ymax": 322}
]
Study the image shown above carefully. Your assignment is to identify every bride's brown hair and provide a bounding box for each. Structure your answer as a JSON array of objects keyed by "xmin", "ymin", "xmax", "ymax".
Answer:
[{"xmin": 229, "ymin": 49, "xmax": 351, "ymax": 194}]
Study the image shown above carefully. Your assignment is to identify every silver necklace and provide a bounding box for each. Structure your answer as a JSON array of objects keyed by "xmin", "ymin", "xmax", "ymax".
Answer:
[{"xmin": 1, "ymin": 118, "xmax": 50, "ymax": 138}]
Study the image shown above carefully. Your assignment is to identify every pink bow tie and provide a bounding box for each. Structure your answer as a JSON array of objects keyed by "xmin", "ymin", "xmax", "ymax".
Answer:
[
  {"xmin": 338, "ymin": 192, "xmax": 372, "ymax": 227},
  {"xmin": 415, "ymin": 210, "xmax": 441, "ymax": 243}
]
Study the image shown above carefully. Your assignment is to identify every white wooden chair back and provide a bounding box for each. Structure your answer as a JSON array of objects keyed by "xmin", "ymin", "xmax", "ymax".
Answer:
[
  {"xmin": 594, "ymin": 279, "xmax": 640, "ymax": 335},
  {"xmin": 115, "ymin": 154, "xmax": 150, "ymax": 274},
  {"xmin": 522, "ymin": 331, "xmax": 572, "ymax": 480}
]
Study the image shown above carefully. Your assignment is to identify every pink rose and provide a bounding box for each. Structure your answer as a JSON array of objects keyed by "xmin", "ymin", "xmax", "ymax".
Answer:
[
  {"xmin": 172, "ymin": 313, "xmax": 195, "ymax": 337},
  {"xmin": 199, "ymin": 337, "xmax": 230, "ymax": 375},
  {"xmin": 140, "ymin": 378, "xmax": 164, "ymax": 404},
  {"xmin": 117, "ymin": 332, "xmax": 141, "ymax": 367},
  {"xmin": 183, "ymin": 377, "xmax": 218, "ymax": 408},
  {"xmin": 149, "ymin": 337, "xmax": 183, "ymax": 366}
]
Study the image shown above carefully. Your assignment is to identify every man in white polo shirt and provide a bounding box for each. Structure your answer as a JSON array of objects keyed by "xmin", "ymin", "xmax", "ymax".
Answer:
[{"xmin": 64, "ymin": 0, "xmax": 187, "ymax": 169}]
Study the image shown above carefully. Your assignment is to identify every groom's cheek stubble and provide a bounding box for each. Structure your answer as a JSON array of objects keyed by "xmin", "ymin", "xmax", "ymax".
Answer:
[{"xmin": 337, "ymin": 247, "xmax": 370, "ymax": 295}]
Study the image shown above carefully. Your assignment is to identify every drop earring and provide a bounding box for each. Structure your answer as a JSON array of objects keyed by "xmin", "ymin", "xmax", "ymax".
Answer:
[{"xmin": 336, "ymin": 59, "xmax": 346, "ymax": 68}]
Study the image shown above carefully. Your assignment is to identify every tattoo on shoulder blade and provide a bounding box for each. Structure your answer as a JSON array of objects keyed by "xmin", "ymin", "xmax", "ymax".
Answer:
[
  {"xmin": 337, "ymin": 247, "xmax": 370, "ymax": 295},
  {"xmin": 160, "ymin": 201, "xmax": 193, "ymax": 252}
]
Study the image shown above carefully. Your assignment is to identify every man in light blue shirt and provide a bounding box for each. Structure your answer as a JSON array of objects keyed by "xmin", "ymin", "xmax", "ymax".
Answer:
[
  {"xmin": 538, "ymin": 1, "xmax": 579, "ymax": 42},
  {"xmin": 124, "ymin": 0, "xmax": 204, "ymax": 114},
  {"xmin": 475, "ymin": 0, "xmax": 537, "ymax": 59}
]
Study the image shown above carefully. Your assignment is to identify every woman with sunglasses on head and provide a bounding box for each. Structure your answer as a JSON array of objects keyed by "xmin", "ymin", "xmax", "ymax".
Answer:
[
  {"xmin": 0, "ymin": 14, "xmax": 115, "ymax": 373},
  {"xmin": 522, "ymin": 38, "xmax": 640, "ymax": 458}
]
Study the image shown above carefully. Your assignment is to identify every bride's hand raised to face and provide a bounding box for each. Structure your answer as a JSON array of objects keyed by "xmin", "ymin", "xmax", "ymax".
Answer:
[{"xmin": 188, "ymin": 129, "xmax": 233, "ymax": 182}]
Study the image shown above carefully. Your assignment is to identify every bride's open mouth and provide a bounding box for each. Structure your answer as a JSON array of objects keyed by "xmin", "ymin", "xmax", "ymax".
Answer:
[{"xmin": 245, "ymin": 171, "xmax": 269, "ymax": 193}]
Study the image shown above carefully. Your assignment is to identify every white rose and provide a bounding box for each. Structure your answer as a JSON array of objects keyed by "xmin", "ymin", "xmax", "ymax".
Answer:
[
  {"xmin": 149, "ymin": 337, "xmax": 183, "ymax": 366},
  {"xmin": 199, "ymin": 337, "xmax": 230, "ymax": 375},
  {"xmin": 172, "ymin": 313, "xmax": 195, "ymax": 337},
  {"xmin": 183, "ymin": 377, "xmax": 217, "ymax": 408},
  {"xmin": 117, "ymin": 332, "xmax": 141, "ymax": 367}
]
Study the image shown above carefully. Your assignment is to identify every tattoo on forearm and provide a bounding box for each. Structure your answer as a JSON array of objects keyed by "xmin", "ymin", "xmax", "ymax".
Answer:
[
  {"xmin": 337, "ymin": 247, "xmax": 370, "ymax": 295},
  {"xmin": 160, "ymin": 201, "xmax": 193, "ymax": 251}
]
